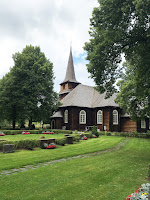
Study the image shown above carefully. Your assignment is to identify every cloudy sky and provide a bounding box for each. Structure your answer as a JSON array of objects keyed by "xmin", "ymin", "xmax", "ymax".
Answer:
[{"xmin": 0, "ymin": 0, "xmax": 99, "ymax": 92}]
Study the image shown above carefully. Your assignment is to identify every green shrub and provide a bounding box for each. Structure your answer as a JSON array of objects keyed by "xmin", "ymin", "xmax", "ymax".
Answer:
[
  {"xmin": 98, "ymin": 131, "xmax": 105, "ymax": 135},
  {"xmin": 0, "ymin": 139, "xmax": 40, "ymax": 150},
  {"xmin": 55, "ymin": 138, "xmax": 66, "ymax": 146},
  {"xmin": 84, "ymin": 132, "xmax": 93, "ymax": 138},
  {"xmin": 52, "ymin": 129, "xmax": 72, "ymax": 134},
  {"xmin": 72, "ymin": 135, "xmax": 80, "ymax": 142},
  {"xmin": 92, "ymin": 126, "xmax": 99, "ymax": 137},
  {"xmin": 73, "ymin": 130, "xmax": 78, "ymax": 134},
  {"xmin": 106, "ymin": 132, "xmax": 111, "ymax": 136},
  {"xmin": 1, "ymin": 130, "xmax": 42, "ymax": 135}
]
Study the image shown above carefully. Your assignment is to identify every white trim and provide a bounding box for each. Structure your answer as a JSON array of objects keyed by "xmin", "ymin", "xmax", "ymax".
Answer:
[
  {"xmin": 64, "ymin": 110, "xmax": 68, "ymax": 123},
  {"xmin": 79, "ymin": 110, "xmax": 86, "ymax": 124},
  {"xmin": 113, "ymin": 110, "xmax": 118, "ymax": 125},
  {"xmin": 97, "ymin": 110, "xmax": 102, "ymax": 124},
  {"xmin": 141, "ymin": 119, "xmax": 146, "ymax": 129}
]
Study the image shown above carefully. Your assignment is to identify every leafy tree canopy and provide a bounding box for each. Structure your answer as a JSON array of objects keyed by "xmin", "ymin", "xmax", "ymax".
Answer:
[
  {"xmin": 0, "ymin": 45, "xmax": 59, "ymax": 128},
  {"xmin": 84, "ymin": 0, "xmax": 150, "ymax": 97}
]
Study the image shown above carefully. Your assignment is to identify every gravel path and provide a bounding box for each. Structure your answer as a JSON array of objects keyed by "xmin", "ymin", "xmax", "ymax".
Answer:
[{"xmin": 0, "ymin": 138, "xmax": 130, "ymax": 177}]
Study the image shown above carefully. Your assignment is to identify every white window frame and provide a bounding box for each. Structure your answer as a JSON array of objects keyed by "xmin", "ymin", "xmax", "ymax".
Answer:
[
  {"xmin": 64, "ymin": 110, "xmax": 68, "ymax": 123},
  {"xmin": 97, "ymin": 110, "xmax": 103, "ymax": 124},
  {"xmin": 113, "ymin": 110, "xmax": 118, "ymax": 125},
  {"xmin": 141, "ymin": 119, "xmax": 146, "ymax": 129},
  {"xmin": 79, "ymin": 110, "xmax": 86, "ymax": 124}
]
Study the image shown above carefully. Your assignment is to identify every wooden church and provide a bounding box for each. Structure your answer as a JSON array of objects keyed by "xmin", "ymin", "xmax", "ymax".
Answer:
[{"xmin": 51, "ymin": 48, "xmax": 149, "ymax": 132}]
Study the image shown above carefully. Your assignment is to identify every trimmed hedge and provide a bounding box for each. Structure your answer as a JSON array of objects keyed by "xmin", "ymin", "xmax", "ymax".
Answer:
[
  {"xmin": 83, "ymin": 132, "xmax": 93, "ymax": 138},
  {"xmin": 0, "ymin": 137, "xmax": 67, "ymax": 150},
  {"xmin": 1, "ymin": 130, "xmax": 42, "ymax": 135},
  {"xmin": 0, "ymin": 139, "xmax": 40, "ymax": 151},
  {"xmin": 0, "ymin": 129, "xmax": 73, "ymax": 135},
  {"xmin": 99, "ymin": 131, "xmax": 150, "ymax": 138},
  {"xmin": 52, "ymin": 129, "xmax": 73, "ymax": 134},
  {"xmin": 72, "ymin": 135, "xmax": 80, "ymax": 142},
  {"xmin": 55, "ymin": 138, "xmax": 66, "ymax": 146}
]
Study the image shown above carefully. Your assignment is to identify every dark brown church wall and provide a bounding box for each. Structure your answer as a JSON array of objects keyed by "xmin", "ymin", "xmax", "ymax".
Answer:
[
  {"xmin": 55, "ymin": 118, "xmax": 63, "ymax": 129},
  {"xmin": 103, "ymin": 107, "xmax": 111, "ymax": 131},
  {"xmin": 121, "ymin": 117, "xmax": 137, "ymax": 132}
]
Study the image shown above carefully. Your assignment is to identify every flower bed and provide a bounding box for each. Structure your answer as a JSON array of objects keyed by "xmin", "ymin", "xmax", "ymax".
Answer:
[
  {"xmin": 92, "ymin": 134, "xmax": 97, "ymax": 138},
  {"xmin": 42, "ymin": 131, "xmax": 54, "ymax": 134},
  {"xmin": 22, "ymin": 131, "xmax": 30, "ymax": 134},
  {"xmin": 82, "ymin": 136, "xmax": 87, "ymax": 140},
  {"xmin": 46, "ymin": 143, "xmax": 56, "ymax": 149},
  {"xmin": 0, "ymin": 133, "xmax": 5, "ymax": 136},
  {"xmin": 126, "ymin": 183, "xmax": 150, "ymax": 200}
]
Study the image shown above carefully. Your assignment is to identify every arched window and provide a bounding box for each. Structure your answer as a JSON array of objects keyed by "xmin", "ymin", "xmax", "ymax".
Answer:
[
  {"xmin": 113, "ymin": 110, "xmax": 118, "ymax": 125},
  {"xmin": 97, "ymin": 110, "xmax": 102, "ymax": 124},
  {"xmin": 64, "ymin": 110, "xmax": 68, "ymax": 123},
  {"xmin": 79, "ymin": 110, "xmax": 86, "ymax": 124},
  {"xmin": 141, "ymin": 119, "xmax": 146, "ymax": 128}
]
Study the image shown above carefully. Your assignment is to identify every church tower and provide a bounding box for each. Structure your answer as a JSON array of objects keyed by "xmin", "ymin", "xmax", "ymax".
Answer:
[{"xmin": 59, "ymin": 47, "xmax": 80, "ymax": 100}]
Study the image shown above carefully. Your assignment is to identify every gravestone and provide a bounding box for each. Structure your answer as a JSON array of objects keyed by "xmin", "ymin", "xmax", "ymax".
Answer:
[
  {"xmin": 64, "ymin": 134, "xmax": 69, "ymax": 137},
  {"xmin": 66, "ymin": 136, "xmax": 73, "ymax": 144},
  {"xmin": 3, "ymin": 144, "xmax": 15, "ymax": 153},
  {"xmin": 39, "ymin": 139, "xmax": 55, "ymax": 148}
]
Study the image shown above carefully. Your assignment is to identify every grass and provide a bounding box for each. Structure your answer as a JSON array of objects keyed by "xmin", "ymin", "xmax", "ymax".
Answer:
[
  {"xmin": 0, "ymin": 136, "xmax": 124, "ymax": 171},
  {"xmin": 1, "ymin": 133, "xmax": 64, "ymax": 141},
  {"xmin": 0, "ymin": 137, "xmax": 150, "ymax": 200}
]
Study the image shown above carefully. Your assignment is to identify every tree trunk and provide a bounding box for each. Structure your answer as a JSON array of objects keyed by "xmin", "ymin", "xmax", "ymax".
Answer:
[
  {"xmin": 12, "ymin": 119, "xmax": 16, "ymax": 130},
  {"xmin": 29, "ymin": 117, "xmax": 32, "ymax": 130}
]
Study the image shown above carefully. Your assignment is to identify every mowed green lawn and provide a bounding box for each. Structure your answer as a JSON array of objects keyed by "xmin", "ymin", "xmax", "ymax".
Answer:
[
  {"xmin": 0, "ymin": 137, "xmax": 150, "ymax": 200},
  {"xmin": 0, "ymin": 136, "xmax": 124, "ymax": 170},
  {"xmin": 1, "ymin": 133, "xmax": 64, "ymax": 141}
]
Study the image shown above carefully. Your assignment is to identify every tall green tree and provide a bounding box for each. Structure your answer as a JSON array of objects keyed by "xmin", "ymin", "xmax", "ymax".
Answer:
[
  {"xmin": 84, "ymin": 0, "xmax": 150, "ymax": 97},
  {"xmin": 0, "ymin": 45, "xmax": 59, "ymax": 129},
  {"xmin": 115, "ymin": 61, "xmax": 150, "ymax": 120}
]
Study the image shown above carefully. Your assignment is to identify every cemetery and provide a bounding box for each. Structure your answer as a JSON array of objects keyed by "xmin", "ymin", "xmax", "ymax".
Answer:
[{"xmin": 0, "ymin": 128, "xmax": 150, "ymax": 199}]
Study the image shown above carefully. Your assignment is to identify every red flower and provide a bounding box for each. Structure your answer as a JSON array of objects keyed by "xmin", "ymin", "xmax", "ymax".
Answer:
[{"xmin": 24, "ymin": 132, "xmax": 30, "ymax": 134}]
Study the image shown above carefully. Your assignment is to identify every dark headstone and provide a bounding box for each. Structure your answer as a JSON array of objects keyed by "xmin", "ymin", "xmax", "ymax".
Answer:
[
  {"xmin": 80, "ymin": 134, "xmax": 84, "ymax": 138},
  {"xmin": 66, "ymin": 136, "xmax": 73, "ymax": 144},
  {"xmin": 64, "ymin": 134, "xmax": 69, "ymax": 136},
  {"xmin": 3, "ymin": 144, "xmax": 15, "ymax": 153},
  {"xmin": 40, "ymin": 136, "xmax": 45, "ymax": 139},
  {"xmin": 39, "ymin": 139, "xmax": 55, "ymax": 148}
]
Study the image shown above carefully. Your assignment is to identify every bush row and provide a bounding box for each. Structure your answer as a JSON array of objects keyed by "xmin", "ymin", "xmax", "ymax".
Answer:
[
  {"xmin": 98, "ymin": 131, "xmax": 150, "ymax": 138},
  {"xmin": 0, "ymin": 140, "xmax": 40, "ymax": 151},
  {"xmin": 0, "ymin": 129, "xmax": 73, "ymax": 135},
  {"xmin": 52, "ymin": 129, "xmax": 73, "ymax": 134},
  {"xmin": 0, "ymin": 134, "xmax": 80, "ymax": 150}
]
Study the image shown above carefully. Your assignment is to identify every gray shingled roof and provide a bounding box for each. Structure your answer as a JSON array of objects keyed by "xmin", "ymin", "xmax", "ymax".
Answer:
[
  {"xmin": 59, "ymin": 88, "xmax": 72, "ymax": 95},
  {"xmin": 60, "ymin": 48, "xmax": 80, "ymax": 84},
  {"xmin": 51, "ymin": 111, "xmax": 63, "ymax": 118},
  {"xmin": 60, "ymin": 84, "xmax": 119, "ymax": 108}
]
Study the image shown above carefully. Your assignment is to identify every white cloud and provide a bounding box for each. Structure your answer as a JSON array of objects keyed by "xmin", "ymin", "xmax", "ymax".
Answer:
[{"xmin": 0, "ymin": 0, "xmax": 98, "ymax": 92}]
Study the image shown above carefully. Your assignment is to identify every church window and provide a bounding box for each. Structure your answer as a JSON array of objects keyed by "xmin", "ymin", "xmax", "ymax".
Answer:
[
  {"xmin": 97, "ymin": 110, "xmax": 102, "ymax": 124},
  {"xmin": 64, "ymin": 110, "xmax": 68, "ymax": 123},
  {"xmin": 113, "ymin": 110, "xmax": 118, "ymax": 125},
  {"xmin": 79, "ymin": 110, "xmax": 86, "ymax": 124},
  {"xmin": 141, "ymin": 119, "xmax": 146, "ymax": 128}
]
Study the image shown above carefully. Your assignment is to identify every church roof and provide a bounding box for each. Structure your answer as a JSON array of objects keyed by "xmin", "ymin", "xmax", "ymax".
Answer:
[
  {"xmin": 60, "ymin": 47, "xmax": 80, "ymax": 84},
  {"xmin": 50, "ymin": 111, "xmax": 63, "ymax": 118},
  {"xmin": 60, "ymin": 84, "xmax": 119, "ymax": 108}
]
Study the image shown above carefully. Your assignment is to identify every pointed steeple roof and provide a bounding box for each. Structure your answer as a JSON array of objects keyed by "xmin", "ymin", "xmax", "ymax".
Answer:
[{"xmin": 60, "ymin": 47, "xmax": 79, "ymax": 84}]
